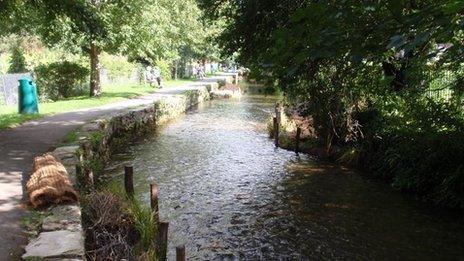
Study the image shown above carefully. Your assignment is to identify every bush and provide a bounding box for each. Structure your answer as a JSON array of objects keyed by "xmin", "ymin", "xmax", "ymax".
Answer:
[
  {"xmin": 8, "ymin": 45, "xmax": 27, "ymax": 73},
  {"xmin": 101, "ymin": 53, "xmax": 137, "ymax": 81},
  {"xmin": 358, "ymin": 99, "xmax": 464, "ymax": 208},
  {"xmin": 155, "ymin": 59, "xmax": 172, "ymax": 81},
  {"xmin": 360, "ymin": 131, "xmax": 464, "ymax": 208},
  {"xmin": 35, "ymin": 61, "xmax": 89, "ymax": 100},
  {"xmin": 81, "ymin": 192, "xmax": 136, "ymax": 260}
]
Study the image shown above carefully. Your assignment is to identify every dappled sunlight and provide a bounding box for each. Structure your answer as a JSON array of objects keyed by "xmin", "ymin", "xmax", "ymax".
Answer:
[{"xmin": 105, "ymin": 94, "xmax": 464, "ymax": 259}]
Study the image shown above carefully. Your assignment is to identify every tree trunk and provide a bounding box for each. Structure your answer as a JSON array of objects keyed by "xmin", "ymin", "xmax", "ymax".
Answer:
[{"xmin": 89, "ymin": 42, "xmax": 101, "ymax": 97}]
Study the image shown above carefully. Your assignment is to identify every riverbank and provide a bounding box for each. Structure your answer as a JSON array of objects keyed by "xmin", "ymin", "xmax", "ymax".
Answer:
[
  {"xmin": 0, "ymin": 76, "xmax": 232, "ymax": 259},
  {"xmin": 268, "ymin": 110, "xmax": 464, "ymax": 209},
  {"xmin": 18, "ymin": 77, "xmax": 231, "ymax": 259}
]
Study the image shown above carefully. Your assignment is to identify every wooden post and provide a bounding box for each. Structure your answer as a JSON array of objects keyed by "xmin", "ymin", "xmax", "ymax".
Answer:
[
  {"xmin": 76, "ymin": 164, "xmax": 82, "ymax": 182},
  {"xmin": 156, "ymin": 221, "xmax": 169, "ymax": 261},
  {"xmin": 295, "ymin": 126, "xmax": 301, "ymax": 154},
  {"xmin": 176, "ymin": 245, "xmax": 186, "ymax": 261},
  {"xmin": 150, "ymin": 182, "xmax": 159, "ymax": 223},
  {"xmin": 273, "ymin": 117, "xmax": 279, "ymax": 147},
  {"xmin": 84, "ymin": 169, "xmax": 94, "ymax": 188},
  {"xmin": 275, "ymin": 103, "xmax": 281, "ymax": 125},
  {"xmin": 124, "ymin": 166, "xmax": 134, "ymax": 197}
]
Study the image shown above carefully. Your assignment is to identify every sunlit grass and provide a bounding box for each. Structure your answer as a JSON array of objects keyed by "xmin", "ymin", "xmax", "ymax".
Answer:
[{"xmin": 0, "ymin": 78, "xmax": 196, "ymax": 130}]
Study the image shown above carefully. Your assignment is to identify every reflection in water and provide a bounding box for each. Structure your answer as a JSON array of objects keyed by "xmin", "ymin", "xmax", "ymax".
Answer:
[{"xmin": 106, "ymin": 95, "xmax": 464, "ymax": 260}]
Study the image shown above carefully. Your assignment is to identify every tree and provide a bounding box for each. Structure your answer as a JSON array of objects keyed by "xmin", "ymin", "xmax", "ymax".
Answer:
[
  {"xmin": 200, "ymin": 0, "xmax": 464, "ymax": 144},
  {"xmin": 124, "ymin": 0, "xmax": 220, "ymax": 67},
  {"xmin": 26, "ymin": 1, "xmax": 152, "ymax": 96},
  {"xmin": 200, "ymin": 0, "xmax": 464, "ymax": 208},
  {"xmin": 2, "ymin": 0, "xmax": 221, "ymax": 95},
  {"xmin": 8, "ymin": 44, "xmax": 27, "ymax": 73}
]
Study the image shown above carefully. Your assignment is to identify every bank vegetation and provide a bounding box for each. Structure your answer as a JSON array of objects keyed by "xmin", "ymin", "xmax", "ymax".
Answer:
[{"xmin": 201, "ymin": 1, "xmax": 464, "ymax": 208}]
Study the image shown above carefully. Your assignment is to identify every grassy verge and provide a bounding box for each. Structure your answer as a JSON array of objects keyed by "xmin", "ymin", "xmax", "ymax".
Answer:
[{"xmin": 0, "ymin": 79, "xmax": 195, "ymax": 130}]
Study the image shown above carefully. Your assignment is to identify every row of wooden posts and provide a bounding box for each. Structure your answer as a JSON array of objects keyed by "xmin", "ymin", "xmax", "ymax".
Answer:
[
  {"xmin": 273, "ymin": 103, "xmax": 301, "ymax": 153},
  {"xmin": 124, "ymin": 166, "xmax": 186, "ymax": 261}
]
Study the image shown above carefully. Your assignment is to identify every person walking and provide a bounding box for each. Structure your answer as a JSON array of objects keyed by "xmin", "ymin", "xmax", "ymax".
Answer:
[{"xmin": 152, "ymin": 66, "xmax": 162, "ymax": 88}]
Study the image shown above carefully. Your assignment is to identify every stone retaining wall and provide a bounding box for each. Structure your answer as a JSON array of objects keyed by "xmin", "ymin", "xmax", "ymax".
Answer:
[{"xmin": 22, "ymin": 83, "xmax": 218, "ymax": 260}]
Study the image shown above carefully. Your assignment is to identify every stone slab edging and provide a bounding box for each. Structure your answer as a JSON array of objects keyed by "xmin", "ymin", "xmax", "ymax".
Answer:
[{"xmin": 22, "ymin": 80, "xmax": 223, "ymax": 260}]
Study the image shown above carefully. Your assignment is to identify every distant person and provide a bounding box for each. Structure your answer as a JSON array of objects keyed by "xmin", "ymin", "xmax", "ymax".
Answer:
[
  {"xmin": 196, "ymin": 64, "xmax": 206, "ymax": 79},
  {"xmin": 152, "ymin": 66, "xmax": 162, "ymax": 88},
  {"xmin": 145, "ymin": 66, "xmax": 155, "ymax": 86}
]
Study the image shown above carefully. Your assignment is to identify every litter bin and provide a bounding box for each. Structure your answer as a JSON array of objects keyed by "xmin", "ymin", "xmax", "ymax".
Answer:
[{"xmin": 18, "ymin": 78, "xmax": 39, "ymax": 114}]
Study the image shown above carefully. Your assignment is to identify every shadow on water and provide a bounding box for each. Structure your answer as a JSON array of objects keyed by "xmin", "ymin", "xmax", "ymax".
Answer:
[{"xmin": 105, "ymin": 93, "xmax": 464, "ymax": 260}]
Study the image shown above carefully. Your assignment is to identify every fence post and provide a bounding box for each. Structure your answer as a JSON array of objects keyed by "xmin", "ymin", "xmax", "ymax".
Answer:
[
  {"xmin": 75, "ymin": 164, "xmax": 82, "ymax": 177},
  {"xmin": 295, "ymin": 127, "xmax": 301, "ymax": 154},
  {"xmin": 75, "ymin": 164, "xmax": 83, "ymax": 186},
  {"xmin": 176, "ymin": 245, "xmax": 186, "ymax": 261},
  {"xmin": 124, "ymin": 166, "xmax": 134, "ymax": 197},
  {"xmin": 156, "ymin": 221, "xmax": 169, "ymax": 261},
  {"xmin": 275, "ymin": 103, "xmax": 281, "ymax": 125},
  {"xmin": 273, "ymin": 117, "xmax": 279, "ymax": 147},
  {"xmin": 150, "ymin": 182, "xmax": 159, "ymax": 223}
]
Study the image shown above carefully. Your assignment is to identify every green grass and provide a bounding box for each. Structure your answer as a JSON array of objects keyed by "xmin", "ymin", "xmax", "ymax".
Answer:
[
  {"xmin": 59, "ymin": 128, "xmax": 80, "ymax": 145},
  {"xmin": 104, "ymin": 180, "xmax": 158, "ymax": 258},
  {"xmin": 0, "ymin": 79, "xmax": 196, "ymax": 130}
]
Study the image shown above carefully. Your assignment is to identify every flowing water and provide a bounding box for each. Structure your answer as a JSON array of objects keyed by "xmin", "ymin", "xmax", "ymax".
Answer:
[{"xmin": 106, "ymin": 93, "xmax": 464, "ymax": 260}]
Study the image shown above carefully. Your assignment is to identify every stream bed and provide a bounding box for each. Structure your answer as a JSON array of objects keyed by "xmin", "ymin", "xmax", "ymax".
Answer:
[{"xmin": 106, "ymin": 94, "xmax": 464, "ymax": 260}]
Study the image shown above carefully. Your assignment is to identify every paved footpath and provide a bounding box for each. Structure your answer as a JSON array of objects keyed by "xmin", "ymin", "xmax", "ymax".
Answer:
[{"xmin": 0, "ymin": 79, "xmax": 222, "ymax": 259}]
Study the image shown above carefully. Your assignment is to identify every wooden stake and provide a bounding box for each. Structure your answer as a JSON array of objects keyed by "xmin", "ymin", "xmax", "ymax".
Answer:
[
  {"xmin": 295, "ymin": 126, "xmax": 301, "ymax": 154},
  {"xmin": 273, "ymin": 117, "xmax": 279, "ymax": 147},
  {"xmin": 275, "ymin": 103, "xmax": 281, "ymax": 125},
  {"xmin": 157, "ymin": 221, "xmax": 169, "ymax": 261},
  {"xmin": 150, "ymin": 182, "xmax": 159, "ymax": 223},
  {"xmin": 176, "ymin": 245, "xmax": 186, "ymax": 261},
  {"xmin": 76, "ymin": 164, "xmax": 82, "ymax": 184},
  {"xmin": 76, "ymin": 164, "xmax": 93, "ymax": 189},
  {"xmin": 124, "ymin": 166, "xmax": 134, "ymax": 197}
]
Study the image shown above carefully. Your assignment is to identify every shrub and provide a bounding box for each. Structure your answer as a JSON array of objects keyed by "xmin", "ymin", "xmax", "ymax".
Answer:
[
  {"xmin": 35, "ymin": 61, "xmax": 89, "ymax": 100},
  {"xmin": 358, "ymin": 99, "xmax": 464, "ymax": 208},
  {"xmin": 8, "ymin": 45, "xmax": 27, "ymax": 73},
  {"xmin": 155, "ymin": 59, "xmax": 172, "ymax": 81},
  {"xmin": 360, "ymin": 131, "xmax": 464, "ymax": 208},
  {"xmin": 81, "ymin": 191, "xmax": 136, "ymax": 260},
  {"xmin": 101, "ymin": 53, "xmax": 137, "ymax": 82}
]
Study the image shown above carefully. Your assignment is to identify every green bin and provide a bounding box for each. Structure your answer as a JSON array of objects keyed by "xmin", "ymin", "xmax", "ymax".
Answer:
[{"xmin": 18, "ymin": 78, "xmax": 39, "ymax": 114}]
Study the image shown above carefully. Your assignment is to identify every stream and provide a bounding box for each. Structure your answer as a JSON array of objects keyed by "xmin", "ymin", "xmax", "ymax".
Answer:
[{"xmin": 106, "ymin": 93, "xmax": 464, "ymax": 260}]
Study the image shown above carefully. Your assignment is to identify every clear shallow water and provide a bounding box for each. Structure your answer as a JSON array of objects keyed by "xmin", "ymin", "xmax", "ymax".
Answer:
[{"xmin": 106, "ymin": 95, "xmax": 464, "ymax": 260}]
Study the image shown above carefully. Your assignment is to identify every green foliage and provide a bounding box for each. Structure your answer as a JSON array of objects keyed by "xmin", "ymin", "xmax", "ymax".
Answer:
[
  {"xmin": 127, "ymin": 198, "xmax": 157, "ymax": 252},
  {"xmin": 360, "ymin": 130, "xmax": 464, "ymax": 208},
  {"xmin": 202, "ymin": 0, "xmax": 464, "ymax": 208},
  {"xmin": 62, "ymin": 129, "xmax": 79, "ymax": 144},
  {"xmin": 8, "ymin": 44, "xmax": 27, "ymax": 73},
  {"xmin": 155, "ymin": 59, "xmax": 172, "ymax": 81},
  {"xmin": 35, "ymin": 61, "xmax": 89, "ymax": 100},
  {"xmin": 2, "ymin": 0, "xmax": 223, "ymax": 96},
  {"xmin": 100, "ymin": 53, "xmax": 137, "ymax": 80},
  {"xmin": 21, "ymin": 210, "xmax": 49, "ymax": 238},
  {"xmin": 104, "ymin": 181, "xmax": 158, "ymax": 257}
]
